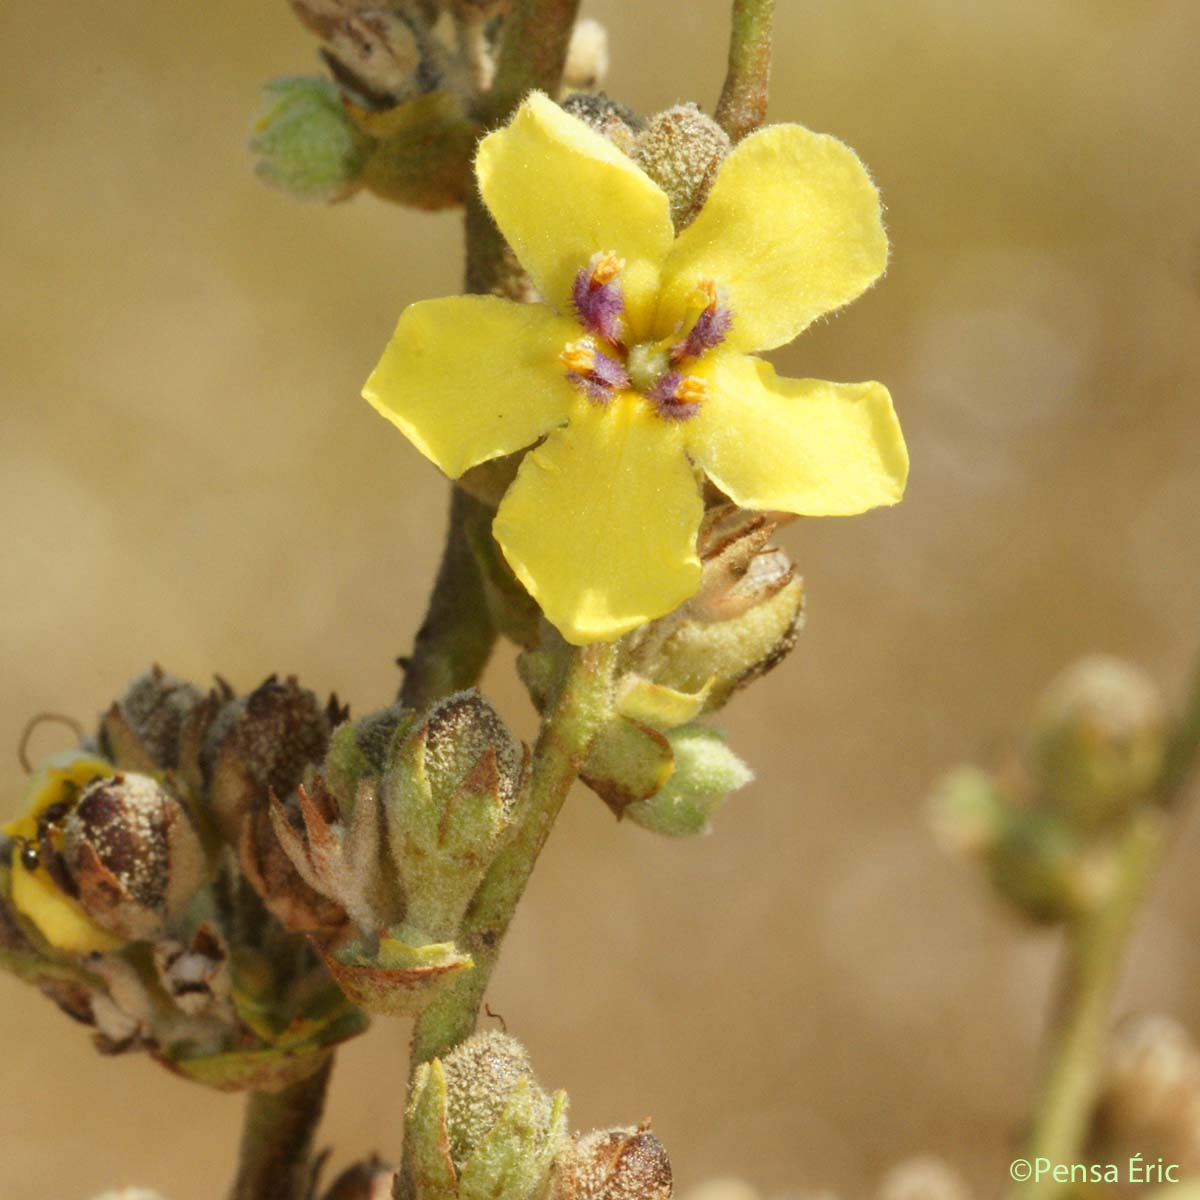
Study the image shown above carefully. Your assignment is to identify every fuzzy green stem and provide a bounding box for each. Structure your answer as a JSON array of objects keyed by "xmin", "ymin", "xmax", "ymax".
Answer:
[
  {"xmin": 228, "ymin": 1056, "xmax": 333, "ymax": 1200},
  {"xmin": 715, "ymin": 0, "xmax": 775, "ymax": 142},
  {"xmin": 410, "ymin": 641, "xmax": 617, "ymax": 1065},
  {"xmin": 478, "ymin": 0, "xmax": 581, "ymax": 126},
  {"xmin": 398, "ymin": 487, "xmax": 498, "ymax": 712},
  {"xmin": 1016, "ymin": 816, "xmax": 1165, "ymax": 1200}
]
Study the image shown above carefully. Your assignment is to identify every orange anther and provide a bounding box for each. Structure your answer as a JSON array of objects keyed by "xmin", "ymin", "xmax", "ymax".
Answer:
[{"xmin": 560, "ymin": 339, "xmax": 597, "ymax": 374}]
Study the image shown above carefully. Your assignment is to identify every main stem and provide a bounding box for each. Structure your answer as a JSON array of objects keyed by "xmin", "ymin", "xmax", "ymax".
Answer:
[
  {"xmin": 227, "ymin": 1056, "xmax": 333, "ymax": 1200},
  {"xmin": 410, "ymin": 641, "xmax": 617, "ymax": 1065}
]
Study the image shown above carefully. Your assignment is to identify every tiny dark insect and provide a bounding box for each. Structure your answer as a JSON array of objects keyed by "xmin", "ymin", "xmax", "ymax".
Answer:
[{"xmin": 14, "ymin": 800, "xmax": 79, "ymax": 896}]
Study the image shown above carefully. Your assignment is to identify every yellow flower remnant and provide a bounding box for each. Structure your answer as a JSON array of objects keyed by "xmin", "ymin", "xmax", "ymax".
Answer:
[
  {"xmin": 364, "ymin": 92, "xmax": 907, "ymax": 644},
  {"xmin": 4, "ymin": 754, "xmax": 125, "ymax": 953}
]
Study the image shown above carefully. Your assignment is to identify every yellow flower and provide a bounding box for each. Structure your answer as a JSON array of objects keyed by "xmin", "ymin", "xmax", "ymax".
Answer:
[
  {"xmin": 364, "ymin": 92, "xmax": 907, "ymax": 644},
  {"xmin": 3, "ymin": 753, "xmax": 125, "ymax": 953}
]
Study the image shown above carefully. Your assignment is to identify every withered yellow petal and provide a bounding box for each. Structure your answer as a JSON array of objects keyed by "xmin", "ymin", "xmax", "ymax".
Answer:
[
  {"xmin": 657, "ymin": 124, "xmax": 888, "ymax": 353},
  {"xmin": 686, "ymin": 353, "xmax": 908, "ymax": 515},
  {"xmin": 475, "ymin": 92, "xmax": 674, "ymax": 336},
  {"xmin": 363, "ymin": 295, "xmax": 578, "ymax": 479},
  {"xmin": 494, "ymin": 398, "xmax": 703, "ymax": 644}
]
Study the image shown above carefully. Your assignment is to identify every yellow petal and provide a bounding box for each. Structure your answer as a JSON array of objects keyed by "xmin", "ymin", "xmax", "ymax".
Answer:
[
  {"xmin": 475, "ymin": 92, "xmax": 674, "ymax": 336},
  {"xmin": 686, "ymin": 353, "xmax": 908, "ymax": 515},
  {"xmin": 494, "ymin": 397, "xmax": 703, "ymax": 644},
  {"xmin": 363, "ymin": 295, "xmax": 579, "ymax": 479},
  {"xmin": 5, "ymin": 752, "xmax": 125, "ymax": 953},
  {"xmin": 656, "ymin": 124, "xmax": 888, "ymax": 353},
  {"xmin": 9, "ymin": 857, "xmax": 123, "ymax": 953}
]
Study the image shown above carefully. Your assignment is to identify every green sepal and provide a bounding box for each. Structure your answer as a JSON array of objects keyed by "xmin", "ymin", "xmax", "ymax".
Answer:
[
  {"xmin": 407, "ymin": 1059, "xmax": 459, "ymax": 1200},
  {"xmin": 624, "ymin": 725, "xmax": 752, "ymax": 836},
  {"xmin": 581, "ymin": 717, "xmax": 675, "ymax": 819},
  {"xmin": 458, "ymin": 1081, "xmax": 568, "ymax": 1200},
  {"xmin": 321, "ymin": 931, "xmax": 473, "ymax": 1017}
]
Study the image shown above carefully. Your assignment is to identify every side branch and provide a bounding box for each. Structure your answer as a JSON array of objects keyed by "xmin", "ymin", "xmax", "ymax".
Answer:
[
  {"xmin": 399, "ymin": 487, "xmax": 498, "ymax": 712},
  {"xmin": 715, "ymin": 0, "xmax": 776, "ymax": 142}
]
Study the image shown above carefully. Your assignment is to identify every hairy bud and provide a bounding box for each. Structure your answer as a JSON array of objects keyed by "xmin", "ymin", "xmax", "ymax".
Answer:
[
  {"xmin": 625, "ymin": 507, "xmax": 804, "ymax": 714},
  {"xmin": 559, "ymin": 94, "xmax": 643, "ymax": 157},
  {"xmin": 635, "ymin": 104, "xmax": 731, "ymax": 230},
  {"xmin": 552, "ymin": 1126, "xmax": 673, "ymax": 1200},
  {"xmin": 251, "ymin": 76, "xmax": 371, "ymax": 203},
  {"xmin": 62, "ymin": 773, "xmax": 206, "ymax": 940},
  {"xmin": 321, "ymin": 1159, "xmax": 398, "ymax": 1200},
  {"xmin": 101, "ymin": 665, "xmax": 211, "ymax": 774},
  {"xmin": 1030, "ymin": 656, "xmax": 1166, "ymax": 829},
  {"xmin": 383, "ymin": 691, "xmax": 528, "ymax": 940},
  {"xmin": 407, "ymin": 1032, "xmax": 568, "ymax": 1200},
  {"xmin": 203, "ymin": 675, "xmax": 339, "ymax": 843}
]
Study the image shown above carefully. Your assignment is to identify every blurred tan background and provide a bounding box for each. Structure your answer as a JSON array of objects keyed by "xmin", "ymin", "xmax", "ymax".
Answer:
[{"xmin": 2, "ymin": 1, "xmax": 1200, "ymax": 1197}]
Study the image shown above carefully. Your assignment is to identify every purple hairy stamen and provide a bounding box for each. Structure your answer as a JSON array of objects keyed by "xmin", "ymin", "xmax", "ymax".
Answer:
[
  {"xmin": 565, "ymin": 346, "xmax": 630, "ymax": 405},
  {"xmin": 650, "ymin": 371, "xmax": 702, "ymax": 421},
  {"xmin": 572, "ymin": 266, "xmax": 626, "ymax": 347},
  {"xmin": 670, "ymin": 300, "xmax": 733, "ymax": 365}
]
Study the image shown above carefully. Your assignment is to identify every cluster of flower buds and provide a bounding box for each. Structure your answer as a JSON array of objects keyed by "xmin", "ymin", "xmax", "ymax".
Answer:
[
  {"xmin": 0, "ymin": 667, "xmax": 366, "ymax": 1092},
  {"xmin": 254, "ymin": 4, "xmax": 609, "ymax": 207},
  {"xmin": 403, "ymin": 1032, "xmax": 673, "ymax": 1200},
  {"xmin": 255, "ymin": 691, "xmax": 528, "ymax": 1016},
  {"xmin": 513, "ymin": 506, "xmax": 800, "ymax": 837},
  {"xmin": 929, "ymin": 656, "xmax": 1169, "ymax": 924}
]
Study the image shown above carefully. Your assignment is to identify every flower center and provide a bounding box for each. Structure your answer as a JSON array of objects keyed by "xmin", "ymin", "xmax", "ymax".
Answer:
[{"xmin": 562, "ymin": 251, "xmax": 733, "ymax": 421}]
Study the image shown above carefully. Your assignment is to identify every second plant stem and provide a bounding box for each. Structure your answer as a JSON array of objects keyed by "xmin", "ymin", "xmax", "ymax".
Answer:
[{"xmin": 410, "ymin": 640, "xmax": 617, "ymax": 1065}]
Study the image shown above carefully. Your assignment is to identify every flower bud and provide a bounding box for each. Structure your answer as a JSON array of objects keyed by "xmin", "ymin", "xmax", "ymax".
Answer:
[
  {"xmin": 624, "ymin": 726, "xmax": 752, "ymax": 837},
  {"xmin": 984, "ymin": 808, "xmax": 1113, "ymax": 925},
  {"xmin": 61, "ymin": 773, "xmax": 206, "ymax": 940},
  {"xmin": 100, "ymin": 665, "xmax": 211, "ymax": 774},
  {"xmin": 383, "ymin": 691, "xmax": 528, "ymax": 941},
  {"xmin": 407, "ymin": 1032, "xmax": 568, "ymax": 1200},
  {"xmin": 562, "ymin": 19, "xmax": 609, "ymax": 92},
  {"xmin": 251, "ymin": 76, "xmax": 371, "ymax": 203},
  {"xmin": 559, "ymin": 94, "xmax": 643, "ymax": 157},
  {"xmin": 203, "ymin": 675, "xmax": 340, "ymax": 844},
  {"xmin": 321, "ymin": 1159, "xmax": 398, "ymax": 1200},
  {"xmin": 551, "ymin": 1125, "xmax": 673, "ymax": 1200},
  {"xmin": 323, "ymin": 703, "xmax": 415, "ymax": 810},
  {"xmin": 626, "ymin": 507, "xmax": 804, "ymax": 714},
  {"xmin": 1030, "ymin": 656, "xmax": 1166, "ymax": 829},
  {"xmin": 635, "ymin": 104, "xmax": 731, "ymax": 230},
  {"xmin": 356, "ymin": 92, "xmax": 479, "ymax": 211}
]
